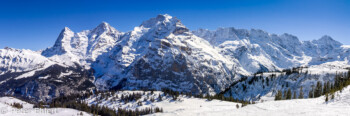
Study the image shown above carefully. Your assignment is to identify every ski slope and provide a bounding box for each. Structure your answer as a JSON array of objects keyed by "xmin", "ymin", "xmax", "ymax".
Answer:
[{"xmin": 0, "ymin": 97, "xmax": 91, "ymax": 116}]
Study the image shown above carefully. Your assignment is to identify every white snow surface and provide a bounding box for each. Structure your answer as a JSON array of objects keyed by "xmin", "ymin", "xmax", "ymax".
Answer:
[
  {"xmin": 85, "ymin": 91, "xmax": 244, "ymax": 115},
  {"xmin": 0, "ymin": 97, "xmax": 91, "ymax": 116},
  {"xmin": 84, "ymin": 87, "xmax": 350, "ymax": 116}
]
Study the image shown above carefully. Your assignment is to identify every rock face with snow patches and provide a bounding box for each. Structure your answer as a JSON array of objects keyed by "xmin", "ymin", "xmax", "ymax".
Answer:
[
  {"xmin": 41, "ymin": 22, "xmax": 123, "ymax": 66},
  {"xmin": 93, "ymin": 14, "xmax": 245, "ymax": 94},
  {"xmin": 193, "ymin": 28, "xmax": 350, "ymax": 73},
  {"xmin": 0, "ymin": 48, "xmax": 52, "ymax": 74},
  {"xmin": 0, "ymin": 63, "xmax": 95, "ymax": 102}
]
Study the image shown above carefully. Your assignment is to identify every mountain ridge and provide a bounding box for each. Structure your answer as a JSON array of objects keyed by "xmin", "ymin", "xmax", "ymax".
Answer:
[{"xmin": 0, "ymin": 14, "xmax": 349, "ymax": 101}]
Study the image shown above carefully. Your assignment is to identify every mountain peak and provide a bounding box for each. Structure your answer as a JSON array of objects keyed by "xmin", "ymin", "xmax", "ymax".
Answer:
[
  {"xmin": 140, "ymin": 14, "xmax": 181, "ymax": 28},
  {"xmin": 63, "ymin": 27, "xmax": 71, "ymax": 31},
  {"xmin": 59, "ymin": 27, "xmax": 73, "ymax": 35},
  {"xmin": 97, "ymin": 22, "xmax": 111, "ymax": 29},
  {"xmin": 319, "ymin": 35, "xmax": 334, "ymax": 41},
  {"xmin": 58, "ymin": 27, "xmax": 74, "ymax": 39},
  {"xmin": 90, "ymin": 22, "xmax": 118, "ymax": 35},
  {"xmin": 155, "ymin": 14, "xmax": 172, "ymax": 20},
  {"xmin": 138, "ymin": 14, "xmax": 189, "ymax": 36},
  {"xmin": 280, "ymin": 33, "xmax": 300, "ymax": 42},
  {"xmin": 313, "ymin": 35, "xmax": 342, "ymax": 46}
]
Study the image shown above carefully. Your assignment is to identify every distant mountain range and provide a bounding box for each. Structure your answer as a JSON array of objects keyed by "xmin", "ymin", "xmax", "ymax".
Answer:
[{"xmin": 0, "ymin": 14, "xmax": 349, "ymax": 101}]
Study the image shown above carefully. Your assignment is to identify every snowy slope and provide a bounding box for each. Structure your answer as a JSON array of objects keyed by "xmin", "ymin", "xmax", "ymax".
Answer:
[
  {"xmin": 223, "ymin": 61, "xmax": 350, "ymax": 101},
  {"xmin": 226, "ymin": 85, "xmax": 350, "ymax": 116},
  {"xmin": 0, "ymin": 48, "xmax": 95, "ymax": 102},
  {"xmin": 0, "ymin": 97, "xmax": 91, "ymax": 116},
  {"xmin": 83, "ymin": 88, "xmax": 350, "ymax": 116},
  {"xmin": 0, "ymin": 48, "xmax": 53, "ymax": 74},
  {"xmin": 149, "ymin": 96, "xmax": 350, "ymax": 116},
  {"xmin": 84, "ymin": 90, "xmax": 243, "ymax": 115},
  {"xmin": 0, "ymin": 63, "xmax": 95, "ymax": 102}
]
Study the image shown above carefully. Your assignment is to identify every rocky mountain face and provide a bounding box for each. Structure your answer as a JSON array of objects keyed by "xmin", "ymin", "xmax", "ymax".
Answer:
[
  {"xmin": 41, "ymin": 22, "xmax": 123, "ymax": 67},
  {"xmin": 93, "ymin": 14, "xmax": 246, "ymax": 94},
  {"xmin": 0, "ymin": 14, "xmax": 349, "ymax": 102},
  {"xmin": 0, "ymin": 63, "xmax": 95, "ymax": 102},
  {"xmin": 193, "ymin": 28, "xmax": 350, "ymax": 73},
  {"xmin": 0, "ymin": 48, "xmax": 52, "ymax": 75}
]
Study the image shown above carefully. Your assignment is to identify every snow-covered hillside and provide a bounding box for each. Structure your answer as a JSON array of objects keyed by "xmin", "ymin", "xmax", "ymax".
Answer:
[
  {"xmin": 223, "ymin": 60, "xmax": 350, "ymax": 101},
  {"xmin": 0, "ymin": 63, "xmax": 95, "ymax": 102},
  {"xmin": 82, "ymin": 87, "xmax": 350, "ymax": 116},
  {"xmin": 83, "ymin": 90, "xmax": 243, "ymax": 116},
  {"xmin": 0, "ymin": 97, "xmax": 91, "ymax": 116},
  {"xmin": 150, "ymin": 95, "xmax": 350, "ymax": 116}
]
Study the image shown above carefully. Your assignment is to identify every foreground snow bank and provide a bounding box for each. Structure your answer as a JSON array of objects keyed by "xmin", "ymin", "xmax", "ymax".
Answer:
[{"xmin": 0, "ymin": 97, "xmax": 91, "ymax": 116}]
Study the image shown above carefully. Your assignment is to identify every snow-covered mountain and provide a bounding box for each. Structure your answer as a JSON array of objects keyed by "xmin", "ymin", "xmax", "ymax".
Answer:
[
  {"xmin": 0, "ymin": 14, "xmax": 349, "ymax": 102},
  {"xmin": 0, "ymin": 47, "xmax": 53, "ymax": 74},
  {"xmin": 0, "ymin": 22, "xmax": 123, "ymax": 101},
  {"xmin": 0, "ymin": 63, "xmax": 95, "ymax": 101},
  {"xmin": 193, "ymin": 28, "xmax": 350, "ymax": 73},
  {"xmin": 42, "ymin": 22, "xmax": 123, "ymax": 67},
  {"xmin": 93, "ymin": 14, "xmax": 246, "ymax": 94}
]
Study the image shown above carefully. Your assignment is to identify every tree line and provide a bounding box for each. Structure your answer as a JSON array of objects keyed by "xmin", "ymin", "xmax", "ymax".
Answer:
[
  {"xmin": 34, "ymin": 92, "xmax": 163, "ymax": 116},
  {"xmin": 275, "ymin": 70, "xmax": 350, "ymax": 102}
]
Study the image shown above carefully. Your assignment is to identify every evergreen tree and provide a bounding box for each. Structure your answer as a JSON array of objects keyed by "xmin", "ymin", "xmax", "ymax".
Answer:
[
  {"xmin": 326, "ymin": 81, "xmax": 331, "ymax": 93},
  {"xmin": 158, "ymin": 94, "xmax": 162, "ymax": 101},
  {"xmin": 325, "ymin": 94, "xmax": 329, "ymax": 102},
  {"xmin": 323, "ymin": 82, "xmax": 327, "ymax": 95},
  {"xmin": 266, "ymin": 77, "xmax": 270, "ymax": 86},
  {"xmin": 298, "ymin": 87, "xmax": 304, "ymax": 99},
  {"xmin": 274, "ymin": 90, "xmax": 282, "ymax": 101},
  {"xmin": 309, "ymin": 87, "xmax": 314, "ymax": 98},
  {"xmin": 293, "ymin": 91, "xmax": 297, "ymax": 99},
  {"xmin": 286, "ymin": 88, "xmax": 292, "ymax": 99},
  {"xmin": 314, "ymin": 81, "xmax": 323, "ymax": 97},
  {"xmin": 206, "ymin": 93, "xmax": 211, "ymax": 100}
]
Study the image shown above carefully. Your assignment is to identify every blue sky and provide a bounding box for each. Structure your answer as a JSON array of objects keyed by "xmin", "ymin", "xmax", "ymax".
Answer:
[{"xmin": 0, "ymin": 0, "xmax": 349, "ymax": 50}]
